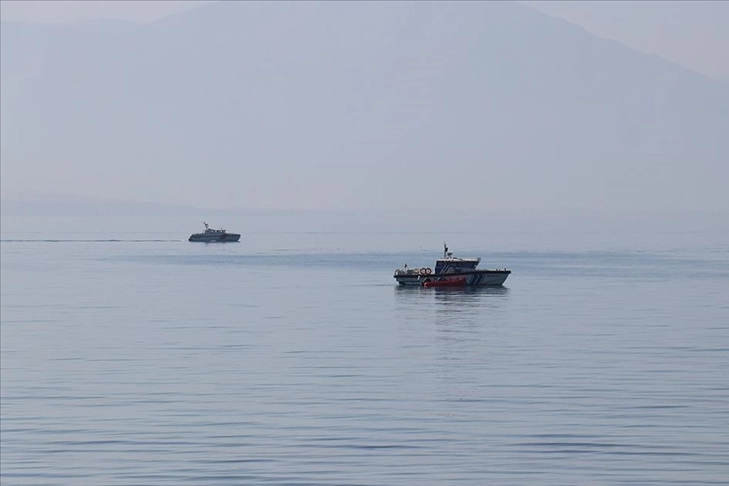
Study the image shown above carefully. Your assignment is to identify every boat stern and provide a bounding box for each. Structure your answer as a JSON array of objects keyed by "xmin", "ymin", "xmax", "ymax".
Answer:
[{"xmin": 393, "ymin": 266, "xmax": 428, "ymax": 286}]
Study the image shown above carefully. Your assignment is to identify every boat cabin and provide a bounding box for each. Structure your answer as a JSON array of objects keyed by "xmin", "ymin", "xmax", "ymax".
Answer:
[
  {"xmin": 434, "ymin": 256, "xmax": 480, "ymax": 275},
  {"xmin": 202, "ymin": 222, "xmax": 227, "ymax": 234},
  {"xmin": 434, "ymin": 243, "xmax": 481, "ymax": 274}
]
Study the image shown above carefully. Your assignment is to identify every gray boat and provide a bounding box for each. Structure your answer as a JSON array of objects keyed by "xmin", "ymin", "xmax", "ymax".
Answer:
[
  {"xmin": 393, "ymin": 244, "xmax": 510, "ymax": 287},
  {"xmin": 188, "ymin": 222, "xmax": 240, "ymax": 243}
]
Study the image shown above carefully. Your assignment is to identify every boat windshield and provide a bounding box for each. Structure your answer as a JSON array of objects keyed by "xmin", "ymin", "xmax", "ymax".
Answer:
[{"xmin": 434, "ymin": 258, "xmax": 479, "ymax": 274}]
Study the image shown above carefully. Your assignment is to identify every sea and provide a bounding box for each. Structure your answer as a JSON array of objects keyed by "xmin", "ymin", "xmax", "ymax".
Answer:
[{"xmin": 1, "ymin": 212, "xmax": 728, "ymax": 485}]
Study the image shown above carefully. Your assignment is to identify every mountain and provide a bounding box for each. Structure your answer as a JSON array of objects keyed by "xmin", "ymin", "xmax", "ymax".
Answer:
[{"xmin": 2, "ymin": 1, "xmax": 727, "ymax": 212}]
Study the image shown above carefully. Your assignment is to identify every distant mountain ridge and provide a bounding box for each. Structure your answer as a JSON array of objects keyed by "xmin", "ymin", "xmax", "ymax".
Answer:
[{"xmin": 2, "ymin": 1, "xmax": 727, "ymax": 212}]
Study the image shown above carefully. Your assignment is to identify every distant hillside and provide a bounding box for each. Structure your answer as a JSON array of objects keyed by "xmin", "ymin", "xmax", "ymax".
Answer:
[{"xmin": 2, "ymin": 1, "xmax": 727, "ymax": 211}]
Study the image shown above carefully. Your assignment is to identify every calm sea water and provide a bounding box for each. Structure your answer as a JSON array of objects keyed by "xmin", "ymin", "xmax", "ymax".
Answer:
[{"xmin": 2, "ymin": 215, "xmax": 728, "ymax": 485}]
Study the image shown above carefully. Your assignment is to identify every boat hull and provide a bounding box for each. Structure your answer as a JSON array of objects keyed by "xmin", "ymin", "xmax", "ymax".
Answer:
[
  {"xmin": 188, "ymin": 233, "xmax": 241, "ymax": 242},
  {"xmin": 395, "ymin": 270, "xmax": 510, "ymax": 287},
  {"xmin": 423, "ymin": 277, "xmax": 467, "ymax": 288}
]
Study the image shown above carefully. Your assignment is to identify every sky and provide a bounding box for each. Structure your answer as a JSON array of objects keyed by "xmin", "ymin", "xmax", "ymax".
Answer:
[
  {"xmin": 0, "ymin": 1, "xmax": 211, "ymax": 24},
  {"xmin": 521, "ymin": 1, "xmax": 729, "ymax": 81},
  {"xmin": 1, "ymin": 1, "xmax": 727, "ymax": 213},
  {"xmin": 2, "ymin": 1, "xmax": 727, "ymax": 80}
]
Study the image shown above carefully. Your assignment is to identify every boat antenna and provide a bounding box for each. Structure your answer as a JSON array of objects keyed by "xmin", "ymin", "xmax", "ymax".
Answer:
[
  {"xmin": 204, "ymin": 222, "xmax": 209, "ymax": 229},
  {"xmin": 444, "ymin": 242, "xmax": 448, "ymax": 259}
]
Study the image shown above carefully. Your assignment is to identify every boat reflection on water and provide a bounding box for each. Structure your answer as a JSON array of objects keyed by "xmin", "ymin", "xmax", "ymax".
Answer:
[
  {"xmin": 394, "ymin": 284, "xmax": 510, "ymax": 309},
  {"xmin": 395, "ymin": 285, "xmax": 510, "ymax": 296},
  {"xmin": 393, "ymin": 284, "xmax": 511, "ymax": 349}
]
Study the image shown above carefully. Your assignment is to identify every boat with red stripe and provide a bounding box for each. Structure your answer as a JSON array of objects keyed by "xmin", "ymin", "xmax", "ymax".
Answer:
[{"xmin": 393, "ymin": 244, "xmax": 510, "ymax": 287}]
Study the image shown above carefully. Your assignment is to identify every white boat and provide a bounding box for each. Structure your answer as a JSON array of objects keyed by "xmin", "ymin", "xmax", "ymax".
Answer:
[
  {"xmin": 188, "ymin": 222, "xmax": 241, "ymax": 243},
  {"xmin": 394, "ymin": 244, "xmax": 510, "ymax": 287}
]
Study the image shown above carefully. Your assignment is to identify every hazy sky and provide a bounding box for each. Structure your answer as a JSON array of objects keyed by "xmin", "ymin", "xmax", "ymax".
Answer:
[
  {"xmin": 1, "ymin": 1, "xmax": 727, "ymax": 212},
  {"xmin": 521, "ymin": 1, "xmax": 729, "ymax": 81},
  {"xmin": 0, "ymin": 1, "xmax": 212, "ymax": 24},
  {"xmin": 2, "ymin": 0, "xmax": 727, "ymax": 80}
]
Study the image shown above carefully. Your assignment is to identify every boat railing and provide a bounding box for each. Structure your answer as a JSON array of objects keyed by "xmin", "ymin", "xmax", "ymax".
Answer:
[{"xmin": 394, "ymin": 267, "xmax": 432, "ymax": 277}]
